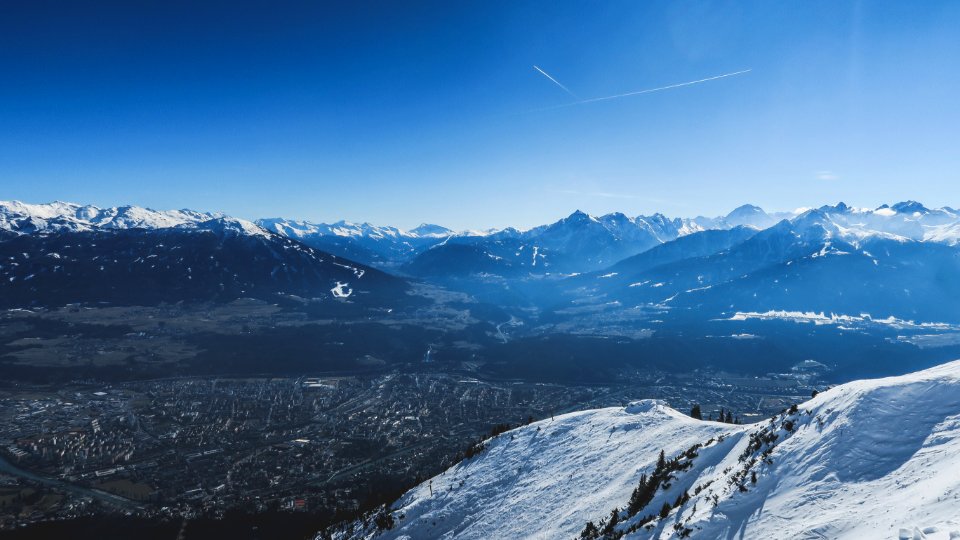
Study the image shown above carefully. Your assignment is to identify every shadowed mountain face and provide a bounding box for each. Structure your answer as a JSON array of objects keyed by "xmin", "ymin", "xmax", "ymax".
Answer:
[{"xmin": 0, "ymin": 224, "xmax": 407, "ymax": 309}]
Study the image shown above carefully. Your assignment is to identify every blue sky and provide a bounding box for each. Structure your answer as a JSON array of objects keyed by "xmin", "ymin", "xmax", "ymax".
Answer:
[{"xmin": 2, "ymin": 1, "xmax": 959, "ymax": 229}]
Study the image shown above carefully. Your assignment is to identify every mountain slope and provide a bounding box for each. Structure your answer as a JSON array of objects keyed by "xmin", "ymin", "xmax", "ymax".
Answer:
[
  {"xmin": 331, "ymin": 360, "xmax": 960, "ymax": 540},
  {"xmin": 329, "ymin": 401, "xmax": 736, "ymax": 540},
  {"xmin": 0, "ymin": 223, "xmax": 406, "ymax": 308},
  {"xmin": 606, "ymin": 226, "xmax": 761, "ymax": 278}
]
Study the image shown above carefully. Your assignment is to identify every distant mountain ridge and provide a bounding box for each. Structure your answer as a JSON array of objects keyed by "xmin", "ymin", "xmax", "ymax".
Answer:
[
  {"xmin": 403, "ymin": 202, "xmax": 960, "ymax": 278},
  {"xmin": 557, "ymin": 204, "xmax": 960, "ymax": 324},
  {"xmin": 4, "ymin": 199, "xmax": 959, "ymax": 284},
  {"xmin": 255, "ymin": 217, "xmax": 458, "ymax": 267},
  {"xmin": 0, "ymin": 200, "xmax": 224, "ymax": 233}
]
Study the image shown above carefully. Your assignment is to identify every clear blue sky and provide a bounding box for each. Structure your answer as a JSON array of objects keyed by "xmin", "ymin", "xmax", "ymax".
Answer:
[{"xmin": 2, "ymin": 1, "xmax": 958, "ymax": 230}]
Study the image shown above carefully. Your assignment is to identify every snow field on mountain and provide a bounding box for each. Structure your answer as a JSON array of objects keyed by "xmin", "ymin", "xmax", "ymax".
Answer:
[
  {"xmin": 333, "ymin": 360, "xmax": 960, "ymax": 540},
  {"xmin": 335, "ymin": 401, "xmax": 737, "ymax": 540}
]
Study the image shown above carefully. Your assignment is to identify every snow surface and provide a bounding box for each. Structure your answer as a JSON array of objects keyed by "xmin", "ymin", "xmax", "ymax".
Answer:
[
  {"xmin": 0, "ymin": 200, "xmax": 222, "ymax": 232},
  {"xmin": 0, "ymin": 200, "xmax": 283, "ymax": 240},
  {"xmin": 331, "ymin": 360, "xmax": 960, "ymax": 540},
  {"xmin": 256, "ymin": 217, "xmax": 455, "ymax": 241},
  {"xmin": 331, "ymin": 281, "xmax": 353, "ymax": 298},
  {"xmin": 728, "ymin": 310, "xmax": 959, "ymax": 331},
  {"xmin": 335, "ymin": 400, "xmax": 733, "ymax": 540}
]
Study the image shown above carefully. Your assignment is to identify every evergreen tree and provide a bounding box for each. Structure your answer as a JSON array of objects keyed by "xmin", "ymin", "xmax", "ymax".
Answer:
[
  {"xmin": 659, "ymin": 502, "xmax": 672, "ymax": 519},
  {"xmin": 628, "ymin": 474, "xmax": 648, "ymax": 513},
  {"xmin": 580, "ymin": 521, "xmax": 599, "ymax": 538},
  {"xmin": 601, "ymin": 508, "xmax": 620, "ymax": 535},
  {"xmin": 657, "ymin": 449, "xmax": 666, "ymax": 471},
  {"xmin": 690, "ymin": 404, "xmax": 702, "ymax": 420}
]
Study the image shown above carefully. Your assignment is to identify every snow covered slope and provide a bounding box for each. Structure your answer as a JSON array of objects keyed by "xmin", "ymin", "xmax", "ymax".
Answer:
[
  {"xmin": 0, "ymin": 200, "xmax": 222, "ymax": 233},
  {"xmin": 330, "ymin": 360, "xmax": 960, "ymax": 540}
]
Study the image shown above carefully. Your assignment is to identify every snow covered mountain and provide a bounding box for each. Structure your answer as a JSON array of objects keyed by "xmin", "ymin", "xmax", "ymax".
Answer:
[
  {"xmin": 558, "ymin": 203, "xmax": 960, "ymax": 323},
  {"xmin": 0, "ymin": 200, "xmax": 224, "ymax": 233},
  {"xmin": 5, "ymin": 200, "xmax": 958, "ymax": 310},
  {"xmin": 329, "ymin": 359, "xmax": 960, "ymax": 540},
  {"xmin": 792, "ymin": 202, "xmax": 960, "ymax": 244},
  {"xmin": 404, "ymin": 202, "xmax": 960, "ymax": 279},
  {"xmin": 404, "ymin": 210, "xmax": 710, "ymax": 278},
  {"xmin": 255, "ymin": 217, "xmax": 456, "ymax": 267},
  {"xmin": 7, "ymin": 200, "xmax": 957, "ymax": 273}
]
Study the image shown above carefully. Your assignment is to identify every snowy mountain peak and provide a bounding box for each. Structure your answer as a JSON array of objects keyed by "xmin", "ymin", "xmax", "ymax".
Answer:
[
  {"xmin": 891, "ymin": 200, "xmax": 931, "ymax": 214},
  {"xmin": 565, "ymin": 209, "xmax": 595, "ymax": 222},
  {"xmin": 726, "ymin": 203, "xmax": 763, "ymax": 217},
  {"xmin": 724, "ymin": 204, "xmax": 777, "ymax": 229},
  {"xmin": 409, "ymin": 223, "xmax": 454, "ymax": 237},
  {"xmin": 816, "ymin": 201, "xmax": 852, "ymax": 214}
]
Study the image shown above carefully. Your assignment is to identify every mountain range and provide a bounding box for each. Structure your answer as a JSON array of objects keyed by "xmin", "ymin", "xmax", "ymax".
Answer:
[
  {"xmin": 559, "ymin": 204, "xmax": 960, "ymax": 323},
  {"xmin": 2, "ymin": 199, "xmax": 959, "ymax": 324},
  {"xmin": 0, "ymin": 201, "xmax": 406, "ymax": 310},
  {"xmin": 327, "ymin": 359, "xmax": 960, "ymax": 540}
]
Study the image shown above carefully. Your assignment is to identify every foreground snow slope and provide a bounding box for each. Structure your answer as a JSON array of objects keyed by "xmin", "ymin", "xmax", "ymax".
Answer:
[
  {"xmin": 669, "ymin": 359, "xmax": 960, "ymax": 540},
  {"xmin": 331, "ymin": 401, "xmax": 738, "ymax": 540},
  {"xmin": 334, "ymin": 360, "xmax": 960, "ymax": 540}
]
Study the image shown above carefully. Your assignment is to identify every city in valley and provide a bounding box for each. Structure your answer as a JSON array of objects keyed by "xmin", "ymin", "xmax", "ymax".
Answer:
[
  {"xmin": 3, "ymin": 2, "xmax": 958, "ymax": 538},
  {"xmin": 0, "ymin": 369, "xmax": 813, "ymax": 536}
]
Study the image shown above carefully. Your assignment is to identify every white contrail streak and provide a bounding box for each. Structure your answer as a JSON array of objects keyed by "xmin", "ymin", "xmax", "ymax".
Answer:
[
  {"xmin": 533, "ymin": 65, "xmax": 579, "ymax": 99},
  {"xmin": 532, "ymin": 69, "xmax": 751, "ymax": 111}
]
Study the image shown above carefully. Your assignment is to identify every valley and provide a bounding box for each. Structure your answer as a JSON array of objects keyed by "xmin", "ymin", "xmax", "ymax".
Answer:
[
  {"xmin": 0, "ymin": 368, "xmax": 812, "ymax": 538},
  {"xmin": 1, "ymin": 199, "xmax": 959, "ymax": 538}
]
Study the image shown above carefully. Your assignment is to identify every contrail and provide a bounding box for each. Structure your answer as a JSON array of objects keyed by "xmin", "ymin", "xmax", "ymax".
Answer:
[
  {"xmin": 533, "ymin": 65, "xmax": 579, "ymax": 99},
  {"xmin": 532, "ymin": 69, "xmax": 751, "ymax": 112}
]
